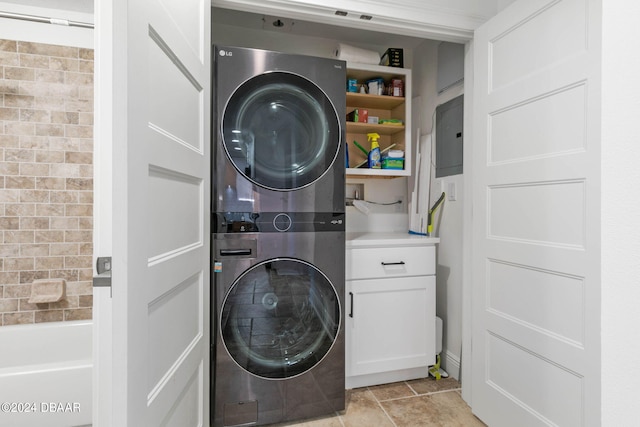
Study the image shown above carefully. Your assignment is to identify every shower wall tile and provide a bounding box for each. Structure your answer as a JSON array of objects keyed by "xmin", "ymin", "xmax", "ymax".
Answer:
[
  {"xmin": 0, "ymin": 39, "xmax": 93, "ymax": 326},
  {"xmin": 79, "ymin": 61, "xmax": 94, "ymax": 74},
  {"xmin": 4, "ymin": 257, "xmax": 34, "ymax": 271},
  {"xmin": 0, "ymin": 217, "xmax": 19, "ymax": 229},
  {"xmin": 79, "ymin": 295, "xmax": 92, "ymax": 307},
  {"xmin": 50, "ymin": 243, "xmax": 78, "ymax": 256},
  {"xmin": 0, "ymin": 40, "xmax": 18, "ymax": 52},
  {"xmin": 18, "ymin": 42, "xmax": 78, "ymax": 58},
  {"xmin": 78, "ymin": 49, "xmax": 93, "ymax": 60},
  {"xmin": 19, "ymin": 298, "xmax": 46, "ymax": 311},
  {"xmin": 3, "ymin": 312, "xmax": 34, "ymax": 325},
  {"xmin": 21, "ymin": 217, "xmax": 50, "ymax": 229},
  {"xmin": 35, "ymin": 309, "xmax": 64, "ymax": 323},
  {"xmin": 50, "ymin": 217, "xmax": 78, "ymax": 229},
  {"xmin": 0, "ymin": 190, "xmax": 20, "ymax": 203},
  {"xmin": 7, "ymin": 203, "xmax": 36, "ymax": 216},
  {"xmin": 0, "ymin": 135, "xmax": 20, "ymax": 148},
  {"xmin": 36, "ymin": 177, "xmax": 66, "ymax": 190},
  {"xmin": 19, "ymin": 270, "xmax": 49, "ymax": 283},
  {"xmin": 36, "ymin": 202, "xmax": 62, "ymax": 215},
  {"xmin": 5, "ymin": 67, "xmax": 35, "ymax": 81},
  {"xmin": 36, "ymin": 69, "xmax": 65, "ymax": 83},
  {"xmin": 64, "ymin": 307, "xmax": 91, "ymax": 321},
  {"xmin": 0, "ymin": 245, "xmax": 20, "ymax": 257},
  {"xmin": 0, "ymin": 299, "xmax": 19, "ymax": 312},
  {"xmin": 0, "ymin": 81, "xmax": 19, "ymax": 94},
  {"xmin": 50, "ymin": 296, "xmax": 79, "ymax": 309},
  {"xmin": 6, "ymin": 176, "xmax": 35, "ymax": 188},
  {"xmin": 78, "ymin": 242, "xmax": 92, "ymax": 255},
  {"xmin": 19, "ymin": 54, "xmax": 49, "ymax": 69},
  {"xmin": 0, "ymin": 107, "xmax": 19, "ymax": 120},
  {"xmin": 35, "ymin": 256, "xmax": 64, "ymax": 269},
  {"xmin": 4, "ymin": 94, "xmax": 33, "ymax": 107},
  {"xmin": 19, "ymin": 163, "xmax": 49, "ymax": 176},
  {"xmin": 3, "ymin": 284, "xmax": 30, "ymax": 298},
  {"xmin": 65, "ymin": 204, "xmax": 92, "ymax": 216}
]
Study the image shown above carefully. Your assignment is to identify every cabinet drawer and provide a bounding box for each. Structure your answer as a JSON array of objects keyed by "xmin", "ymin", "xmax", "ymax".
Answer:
[{"xmin": 346, "ymin": 245, "xmax": 435, "ymax": 280}]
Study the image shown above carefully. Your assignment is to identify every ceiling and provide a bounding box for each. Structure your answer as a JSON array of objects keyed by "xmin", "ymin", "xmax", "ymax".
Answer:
[{"xmin": 0, "ymin": 0, "xmax": 93, "ymax": 13}]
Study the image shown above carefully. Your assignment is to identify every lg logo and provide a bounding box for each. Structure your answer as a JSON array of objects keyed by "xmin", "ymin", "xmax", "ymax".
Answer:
[{"xmin": 219, "ymin": 49, "xmax": 233, "ymax": 57}]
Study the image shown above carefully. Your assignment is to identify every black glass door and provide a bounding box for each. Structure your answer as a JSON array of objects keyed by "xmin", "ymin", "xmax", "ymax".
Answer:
[
  {"xmin": 222, "ymin": 72, "xmax": 341, "ymax": 191},
  {"xmin": 220, "ymin": 258, "xmax": 340, "ymax": 379}
]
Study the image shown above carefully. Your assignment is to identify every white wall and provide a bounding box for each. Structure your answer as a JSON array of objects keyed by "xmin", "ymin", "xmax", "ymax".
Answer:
[
  {"xmin": 601, "ymin": 1, "xmax": 640, "ymax": 424},
  {"xmin": 345, "ymin": 177, "xmax": 409, "ymax": 233},
  {"xmin": 214, "ymin": 22, "xmax": 341, "ymax": 59},
  {"xmin": 0, "ymin": 1, "xmax": 93, "ymax": 48},
  {"xmin": 412, "ymin": 39, "xmax": 465, "ymax": 379},
  {"xmin": 213, "ymin": 19, "xmax": 416, "ymax": 64}
]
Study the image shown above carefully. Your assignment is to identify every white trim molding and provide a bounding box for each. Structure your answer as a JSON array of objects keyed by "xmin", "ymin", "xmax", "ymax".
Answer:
[
  {"xmin": 443, "ymin": 349, "xmax": 461, "ymax": 380},
  {"xmin": 212, "ymin": 0, "xmax": 487, "ymax": 42}
]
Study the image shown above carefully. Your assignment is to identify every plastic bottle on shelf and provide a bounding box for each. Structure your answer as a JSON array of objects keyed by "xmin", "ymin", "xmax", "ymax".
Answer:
[{"xmin": 367, "ymin": 133, "xmax": 381, "ymax": 169}]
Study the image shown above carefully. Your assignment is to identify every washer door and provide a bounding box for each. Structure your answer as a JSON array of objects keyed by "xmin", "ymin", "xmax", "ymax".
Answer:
[
  {"xmin": 220, "ymin": 258, "xmax": 340, "ymax": 379},
  {"xmin": 222, "ymin": 72, "xmax": 341, "ymax": 191}
]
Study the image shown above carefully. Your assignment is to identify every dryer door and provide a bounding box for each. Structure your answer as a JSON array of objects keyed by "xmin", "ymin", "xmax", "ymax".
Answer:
[
  {"xmin": 220, "ymin": 258, "xmax": 340, "ymax": 379},
  {"xmin": 222, "ymin": 72, "xmax": 341, "ymax": 191}
]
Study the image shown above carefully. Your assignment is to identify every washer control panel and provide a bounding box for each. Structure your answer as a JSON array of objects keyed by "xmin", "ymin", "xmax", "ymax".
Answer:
[{"xmin": 213, "ymin": 212, "xmax": 345, "ymax": 233}]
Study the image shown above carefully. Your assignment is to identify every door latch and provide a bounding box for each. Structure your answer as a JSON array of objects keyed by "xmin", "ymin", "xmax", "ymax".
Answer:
[{"xmin": 93, "ymin": 256, "xmax": 112, "ymax": 288}]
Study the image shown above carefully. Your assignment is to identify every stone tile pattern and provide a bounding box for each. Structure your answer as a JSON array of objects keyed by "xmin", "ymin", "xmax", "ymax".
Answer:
[
  {"xmin": 0, "ymin": 39, "xmax": 93, "ymax": 326},
  {"xmin": 268, "ymin": 377, "xmax": 486, "ymax": 427}
]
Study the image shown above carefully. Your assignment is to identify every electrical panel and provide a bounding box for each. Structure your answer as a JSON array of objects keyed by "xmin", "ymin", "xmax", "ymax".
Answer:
[{"xmin": 435, "ymin": 95, "xmax": 463, "ymax": 178}]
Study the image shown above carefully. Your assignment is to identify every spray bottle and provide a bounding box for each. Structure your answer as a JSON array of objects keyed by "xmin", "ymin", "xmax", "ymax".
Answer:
[{"xmin": 367, "ymin": 132, "xmax": 381, "ymax": 169}]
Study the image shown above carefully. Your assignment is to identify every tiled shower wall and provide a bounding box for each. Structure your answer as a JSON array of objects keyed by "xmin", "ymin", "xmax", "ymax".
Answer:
[{"xmin": 0, "ymin": 39, "xmax": 93, "ymax": 326}]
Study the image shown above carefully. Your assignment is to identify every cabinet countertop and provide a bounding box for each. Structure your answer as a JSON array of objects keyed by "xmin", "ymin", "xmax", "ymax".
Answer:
[{"xmin": 346, "ymin": 232, "xmax": 439, "ymax": 248}]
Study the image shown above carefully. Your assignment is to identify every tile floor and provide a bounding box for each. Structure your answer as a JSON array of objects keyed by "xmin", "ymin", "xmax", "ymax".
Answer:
[{"xmin": 271, "ymin": 377, "xmax": 486, "ymax": 427}]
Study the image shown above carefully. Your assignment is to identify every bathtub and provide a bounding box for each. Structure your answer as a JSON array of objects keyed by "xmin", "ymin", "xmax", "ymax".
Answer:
[{"xmin": 0, "ymin": 320, "xmax": 92, "ymax": 427}]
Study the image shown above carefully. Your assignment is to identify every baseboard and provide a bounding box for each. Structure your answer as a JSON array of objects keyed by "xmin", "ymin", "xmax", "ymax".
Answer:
[
  {"xmin": 443, "ymin": 349, "xmax": 461, "ymax": 380},
  {"xmin": 346, "ymin": 366, "xmax": 428, "ymax": 389}
]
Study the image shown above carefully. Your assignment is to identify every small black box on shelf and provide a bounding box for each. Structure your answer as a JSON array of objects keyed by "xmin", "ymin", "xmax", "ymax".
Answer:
[{"xmin": 380, "ymin": 48, "xmax": 404, "ymax": 68}]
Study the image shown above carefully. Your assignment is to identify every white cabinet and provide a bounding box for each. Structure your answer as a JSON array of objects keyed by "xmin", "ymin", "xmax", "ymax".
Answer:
[
  {"xmin": 345, "ymin": 63, "xmax": 412, "ymax": 178},
  {"xmin": 345, "ymin": 233, "xmax": 438, "ymax": 389}
]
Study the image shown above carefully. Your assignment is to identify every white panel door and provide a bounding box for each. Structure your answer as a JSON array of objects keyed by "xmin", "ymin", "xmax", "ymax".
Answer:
[
  {"xmin": 99, "ymin": 0, "xmax": 211, "ymax": 425},
  {"xmin": 471, "ymin": 0, "xmax": 600, "ymax": 426}
]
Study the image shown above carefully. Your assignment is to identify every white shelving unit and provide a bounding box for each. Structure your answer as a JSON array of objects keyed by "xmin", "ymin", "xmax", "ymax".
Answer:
[{"xmin": 345, "ymin": 63, "xmax": 412, "ymax": 178}]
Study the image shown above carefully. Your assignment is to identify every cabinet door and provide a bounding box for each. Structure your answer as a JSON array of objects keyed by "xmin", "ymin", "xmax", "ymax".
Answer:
[{"xmin": 346, "ymin": 276, "xmax": 435, "ymax": 377}]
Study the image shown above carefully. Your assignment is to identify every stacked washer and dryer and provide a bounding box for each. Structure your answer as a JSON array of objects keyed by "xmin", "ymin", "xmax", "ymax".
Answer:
[{"xmin": 211, "ymin": 46, "xmax": 346, "ymax": 426}]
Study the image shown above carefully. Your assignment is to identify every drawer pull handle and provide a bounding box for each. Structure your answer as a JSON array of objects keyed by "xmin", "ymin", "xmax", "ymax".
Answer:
[
  {"xmin": 381, "ymin": 261, "xmax": 405, "ymax": 266},
  {"xmin": 219, "ymin": 249, "xmax": 252, "ymax": 256},
  {"xmin": 349, "ymin": 292, "xmax": 354, "ymax": 318}
]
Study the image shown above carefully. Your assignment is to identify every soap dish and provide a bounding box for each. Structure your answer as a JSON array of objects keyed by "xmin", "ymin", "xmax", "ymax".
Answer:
[{"xmin": 28, "ymin": 279, "xmax": 66, "ymax": 304}]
